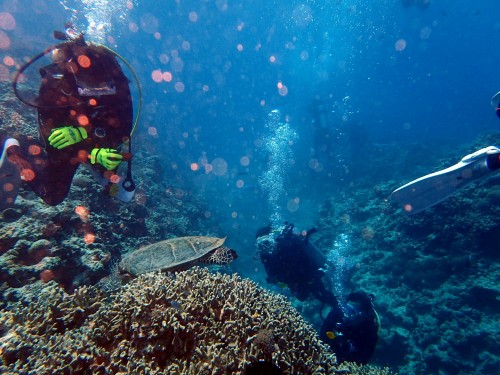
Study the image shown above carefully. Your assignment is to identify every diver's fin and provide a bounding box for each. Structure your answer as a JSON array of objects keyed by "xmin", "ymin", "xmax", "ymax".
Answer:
[
  {"xmin": 0, "ymin": 138, "xmax": 21, "ymax": 210},
  {"xmin": 392, "ymin": 146, "xmax": 500, "ymax": 214},
  {"xmin": 53, "ymin": 30, "xmax": 69, "ymax": 41},
  {"xmin": 491, "ymin": 91, "xmax": 500, "ymax": 107}
]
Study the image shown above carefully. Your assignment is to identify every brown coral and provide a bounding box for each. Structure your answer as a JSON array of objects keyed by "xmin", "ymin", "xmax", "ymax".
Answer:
[{"xmin": 0, "ymin": 268, "xmax": 392, "ymax": 374}]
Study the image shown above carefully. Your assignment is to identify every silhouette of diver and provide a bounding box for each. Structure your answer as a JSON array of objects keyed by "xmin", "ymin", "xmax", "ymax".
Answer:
[{"xmin": 257, "ymin": 222, "xmax": 380, "ymax": 364}]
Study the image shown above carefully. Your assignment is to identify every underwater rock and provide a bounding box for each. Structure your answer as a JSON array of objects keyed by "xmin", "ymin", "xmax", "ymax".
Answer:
[{"xmin": 1, "ymin": 208, "xmax": 22, "ymax": 222}]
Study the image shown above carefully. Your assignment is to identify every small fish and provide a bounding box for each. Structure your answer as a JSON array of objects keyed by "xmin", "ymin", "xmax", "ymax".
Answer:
[{"xmin": 325, "ymin": 331, "xmax": 336, "ymax": 340}]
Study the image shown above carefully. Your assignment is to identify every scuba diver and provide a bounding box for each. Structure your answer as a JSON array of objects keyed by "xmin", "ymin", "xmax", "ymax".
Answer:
[
  {"xmin": 0, "ymin": 25, "xmax": 139, "ymax": 208},
  {"xmin": 256, "ymin": 222, "xmax": 380, "ymax": 364},
  {"xmin": 392, "ymin": 91, "xmax": 500, "ymax": 214},
  {"xmin": 320, "ymin": 291, "xmax": 379, "ymax": 365}
]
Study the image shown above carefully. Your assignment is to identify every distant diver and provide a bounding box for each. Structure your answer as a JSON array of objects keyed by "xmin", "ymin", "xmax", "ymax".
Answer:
[
  {"xmin": 256, "ymin": 222, "xmax": 379, "ymax": 364},
  {"xmin": 392, "ymin": 91, "xmax": 500, "ymax": 214},
  {"xmin": 0, "ymin": 24, "xmax": 141, "ymax": 208}
]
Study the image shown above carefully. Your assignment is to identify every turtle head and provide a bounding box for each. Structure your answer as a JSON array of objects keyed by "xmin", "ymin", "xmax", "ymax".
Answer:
[{"xmin": 204, "ymin": 246, "xmax": 238, "ymax": 265}]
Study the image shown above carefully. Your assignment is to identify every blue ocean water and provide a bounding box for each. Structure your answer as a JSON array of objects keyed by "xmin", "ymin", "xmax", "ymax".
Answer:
[{"xmin": 1, "ymin": 0, "xmax": 499, "ymax": 373}]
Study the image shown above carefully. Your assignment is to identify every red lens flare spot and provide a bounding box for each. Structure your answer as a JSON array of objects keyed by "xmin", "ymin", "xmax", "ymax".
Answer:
[
  {"xmin": 109, "ymin": 174, "xmax": 120, "ymax": 183},
  {"xmin": 20, "ymin": 169, "xmax": 35, "ymax": 182},
  {"xmin": 77, "ymin": 55, "xmax": 91, "ymax": 68},
  {"xmin": 3, "ymin": 182, "xmax": 14, "ymax": 192},
  {"xmin": 88, "ymin": 98, "xmax": 97, "ymax": 106},
  {"xmin": 151, "ymin": 69, "xmax": 163, "ymax": 83},
  {"xmin": 28, "ymin": 144, "xmax": 42, "ymax": 156},
  {"xmin": 77, "ymin": 150, "xmax": 89, "ymax": 162},
  {"xmin": 84, "ymin": 232, "xmax": 95, "ymax": 244},
  {"xmin": 40, "ymin": 269, "xmax": 55, "ymax": 283},
  {"xmin": 77, "ymin": 114, "xmax": 89, "ymax": 126},
  {"xmin": 3, "ymin": 55, "xmax": 14, "ymax": 66},
  {"xmin": 75, "ymin": 205, "xmax": 90, "ymax": 221}
]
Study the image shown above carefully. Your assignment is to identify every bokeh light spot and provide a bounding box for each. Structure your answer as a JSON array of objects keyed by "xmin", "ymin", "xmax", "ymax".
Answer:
[
  {"xmin": 420, "ymin": 26, "xmax": 432, "ymax": 40},
  {"xmin": 236, "ymin": 179, "xmax": 244, "ymax": 188},
  {"xmin": 189, "ymin": 11, "xmax": 199, "ymax": 22},
  {"xmin": 84, "ymin": 232, "xmax": 95, "ymax": 244},
  {"xmin": 190, "ymin": 163, "xmax": 199, "ymax": 171},
  {"xmin": 0, "ymin": 30, "xmax": 11, "ymax": 49},
  {"xmin": 77, "ymin": 114, "xmax": 89, "ymax": 126},
  {"xmin": 240, "ymin": 156, "xmax": 250, "ymax": 166},
  {"xmin": 287, "ymin": 197, "xmax": 300, "ymax": 212},
  {"xmin": 75, "ymin": 205, "xmax": 90, "ymax": 221},
  {"xmin": 0, "ymin": 12, "xmax": 15, "ymax": 30},
  {"xmin": 129, "ymin": 22, "xmax": 138, "ymax": 32},
  {"xmin": 211, "ymin": 158, "xmax": 228, "ymax": 176},
  {"xmin": 148, "ymin": 126, "xmax": 158, "ymax": 136},
  {"xmin": 109, "ymin": 174, "xmax": 120, "ymax": 183},
  {"xmin": 395, "ymin": 39, "xmax": 407, "ymax": 52},
  {"xmin": 162, "ymin": 71, "xmax": 172, "ymax": 82},
  {"xmin": 3, "ymin": 182, "xmax": 13, "ymax": 192},
  {"xmin": 174, "ymin": 81, "xmax": 185, "ymax": 92},
  {"xmin": 28, "ymin": 144, "xmax": 42, "ymax": 156},
  {"xmin": 3, "ymin": 55, "xmax": 14, "ymax": 66},
  {"xmin": 20, "ymin": 169, "xmax": 35, "ymax": 182},
  {"xmin": 77, "ymin": 55, "xmax": 91, "ymax": 68},
  {"xmin": 151, "ymin": 69, "xmax": 163, "ymax": 83}
]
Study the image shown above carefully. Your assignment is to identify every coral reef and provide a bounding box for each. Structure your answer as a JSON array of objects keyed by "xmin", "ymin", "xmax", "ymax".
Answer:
[
  {"xmin": 312, "ymin": 134, "xmax": 500, "ymax": 374},
  {"xmin": 0, "ymin": 267, "xmax": 345, "ymax": 374}
]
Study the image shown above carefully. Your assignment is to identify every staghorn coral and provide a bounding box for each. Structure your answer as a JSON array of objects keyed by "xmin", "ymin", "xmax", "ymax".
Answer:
[{"xmin": 0, "ymin": 267, "xmax": 393, "ymax": 374}]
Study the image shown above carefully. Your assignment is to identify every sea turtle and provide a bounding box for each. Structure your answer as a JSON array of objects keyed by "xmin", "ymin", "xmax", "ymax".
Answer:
[{"xmin": 119, "ymin": 236, "xmax": 238, "ymax": 277}]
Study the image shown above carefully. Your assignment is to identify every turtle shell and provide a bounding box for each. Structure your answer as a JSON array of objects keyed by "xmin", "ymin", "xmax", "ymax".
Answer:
[{"xmin": 119, "ymin": 236, "xmax": 226, "ymax": 276}]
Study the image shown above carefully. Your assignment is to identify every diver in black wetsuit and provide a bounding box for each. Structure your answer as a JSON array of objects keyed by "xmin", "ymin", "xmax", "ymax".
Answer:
[
  {"xmin": 0, "ymin": 26, "xmax": 137, "ymax": 208},
  {"xmin": 320, "ymin": 291, "xmax": 380, "ymax": 364},
  {"xmin": 257, "ymin": 222, "xmax": 380, "ymax": 364}
]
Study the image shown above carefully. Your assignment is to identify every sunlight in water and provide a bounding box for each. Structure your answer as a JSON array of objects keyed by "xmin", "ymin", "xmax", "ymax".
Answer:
[{"xmin": 59, "ymin": 0, "xmax": 137, "ymax": 43}]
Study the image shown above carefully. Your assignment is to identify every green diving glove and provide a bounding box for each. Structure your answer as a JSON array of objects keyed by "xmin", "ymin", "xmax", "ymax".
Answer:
[
  {"xmin": 90, "ymin": 148, "xmax": 123, "ymax": 170},
  {"xmin": 48, "ymin": 126, "xmax": 88, "ymax": 149}
]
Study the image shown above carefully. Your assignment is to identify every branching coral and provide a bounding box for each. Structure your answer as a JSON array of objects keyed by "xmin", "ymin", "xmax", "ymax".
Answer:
[{"xmin": 0, "ymin": 268, "xmax": 392, "ymax": 374}]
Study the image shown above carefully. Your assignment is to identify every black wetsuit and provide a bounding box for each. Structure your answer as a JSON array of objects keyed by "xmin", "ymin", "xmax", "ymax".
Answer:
[
  {"xmin": 6, "ymin": 40, "xmax": 132, "ymax": 205},
  {"xmin": 259, "ymin": 223, "xmax": 339, "ymax": 307},
  {"xmin": 320, "ymin": 291, "xmax": 379, "ymax": 364}
]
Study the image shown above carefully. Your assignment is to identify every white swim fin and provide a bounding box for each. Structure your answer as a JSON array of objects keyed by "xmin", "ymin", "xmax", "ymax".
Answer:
[{"xmin": 392, "ymin": 146, "xmax": 500, "ymax": 214}]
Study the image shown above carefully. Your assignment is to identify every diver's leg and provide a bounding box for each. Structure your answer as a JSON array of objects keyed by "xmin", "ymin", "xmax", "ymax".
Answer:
[
  {"xmin": 34, "ymin": 156, "xmax": 79, "ymax": 206},
  {"xmin": 5, "ymin": 143, "xmax": 78, "ymax": 206}
]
